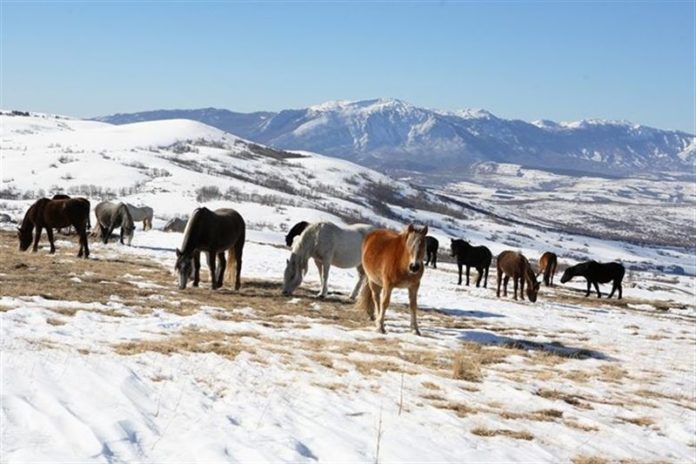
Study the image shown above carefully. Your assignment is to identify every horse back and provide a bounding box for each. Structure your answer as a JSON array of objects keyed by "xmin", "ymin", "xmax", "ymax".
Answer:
[
  {"xmin": 362, "ymin": 229, "xmax": 416, "ymax": 287},
  {"xmin": 596, "ymin": 262, "xmax": 625, "ymax": 282},
  {"xmin": 186, "ymin": 208, "xmax": 245, "ymax": 253},
  {"xmin": 497, "ymin": 250, "xmax": 528, "ymax": 278}
]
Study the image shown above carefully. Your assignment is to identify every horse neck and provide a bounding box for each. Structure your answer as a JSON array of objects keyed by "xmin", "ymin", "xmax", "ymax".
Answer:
[
  {"xmin": 523, "ymin": 261, "xmax": 536, "ymax": 287},
  {"xmin": 394, "ymin": 233, "xmax": 411, "ymax": 271},
  {"xmin": 20, "ymin": 203, "xmax": 37, "ymax": 232},
  {"xmin": 119, "ymin": 204, "xmax": 133, "ymax": 226},
  {"xmin": 180, "ymin": 209, "xmax": 203, "ymax": 256},
  {"xmin": 291, "ymin": 225, "xmax": 317, "ymax": 266}
]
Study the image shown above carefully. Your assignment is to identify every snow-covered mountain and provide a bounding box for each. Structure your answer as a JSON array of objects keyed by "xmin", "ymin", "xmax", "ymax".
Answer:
[{"xmin": 95, "ymin": 99, "xmax": 695, "ymax": 176}]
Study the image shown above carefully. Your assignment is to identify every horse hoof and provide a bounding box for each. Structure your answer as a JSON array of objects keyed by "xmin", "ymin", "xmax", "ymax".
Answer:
[
  {"xmin": 375, "ymin": 326, "xmax": 386, "ymax": 334},
  {"xmin": 412, "ymin": 329, "xmax": 421, "ymax": 336}
]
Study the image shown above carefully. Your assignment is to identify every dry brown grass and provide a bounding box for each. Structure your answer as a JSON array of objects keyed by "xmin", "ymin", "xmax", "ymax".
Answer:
[
  {"xmin": 564, "ymin": 419, "xmax": 600, "ymax": 432},
  {"xmin": 536, "ymin": 389, "xmax": 594, "ymax": 410},
  {"xmin": 499, "ymin": 409, "xmax": 563, "ymax": 422},
  {"xmin": 421, "ymin": 381, "xmax": 441, "ymax": 390},
  {"xmin": 46, "ymin": 317, "xmax": 67, "ymax": 326},
  {"xmin": 616, "ymin": 416, "xmax": 655, "ymax": 427},
  {"xmin": 572, "ymin": 456, "xmax": 609, "ymax": 464},
  {"xmin": 471, "ymin": 426, "xmax": 534, "ymax": 440},
  {"xmin": 452, "ymin": 352, "xmax": 483, "ymax": 382},
  {"xmin": 598, "ymin": 364, "xmax": 629, "ymax": 383},
  {"xmin": 113, "ymin": 328, "xmax": 257, "ymax": 359}
]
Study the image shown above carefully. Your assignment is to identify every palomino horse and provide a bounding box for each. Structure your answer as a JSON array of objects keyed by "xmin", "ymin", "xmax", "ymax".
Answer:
[
  {"xmin": 282, "ymin": 222, "xmax": 373, "ymax": 298},
  {"xmin": 18, "ymin": 197, "xmax": 90, "ymax": 258},
  {"xmin": 285, "ymin": 221, "xmax": 309, "ymax": 247},
  {"xmin": 560, "ymin": 261, "xmax": 625, "ymax": 299},
  {"xmin": 496, "ymin": 250, "xmax": 540, "ymax": 302},
  {"xmin": 538, "ymin": 251, "xmax": 558, "ymax": 287},
  {"xmin": 175, "ymin": 207, "xmax": 245, "ymax": 290},
  {"xmin": 425, "ymin": 236, "xmax": 439, "ymax": 268},
  {"xmin": 450, "ymin": 239, "xmax": 492, "ymax": 287},
  {"xmin": 356, "ymin": 224, "xmax": 428, "ymax": 335},
  {"xmin": 126, "ymin": 203, "xmax": 154, "ymax": 230},
  {"xmin": 95, "ymin": 201, "xmax": 136, "ymax": 246}
]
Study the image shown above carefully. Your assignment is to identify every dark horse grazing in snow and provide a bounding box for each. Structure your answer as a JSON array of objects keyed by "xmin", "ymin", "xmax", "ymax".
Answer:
[
  {"xmin": 425, "ymin": 236, "xmax": 439, "ymax": 268},
  {"xmin": 496, "ymin": 250, "xmax": 540, "ymax": 302},
  {"xmin": 561, "ymin": 261, "xmax": 625, "ymax": 299},
  {"xmin": 285, "ymin": 221, "xmax": 309, "ymax": 247},
  {"xmin": 538, "ymin": 251, "xmax": 558, "ymax": 287},
  {"xmin": 18, "ymin": 197, "xmax": 90, "ymax": 258},
  {"xmin": 450, "ymin": 239, "xmax": 492, "ymax": 287},
  {"xmin": 95, "ymin": 201, "xmax": 136, "ymax": 246},
  {"xmin": 175, "ymin": 207, "xmax": 246, "ymax": 291}
]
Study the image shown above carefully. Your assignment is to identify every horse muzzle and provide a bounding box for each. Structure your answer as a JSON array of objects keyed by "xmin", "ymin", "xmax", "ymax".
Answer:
[{"xmin": 408, "ymin": 262, "xmax": 422, "ymax": 274}]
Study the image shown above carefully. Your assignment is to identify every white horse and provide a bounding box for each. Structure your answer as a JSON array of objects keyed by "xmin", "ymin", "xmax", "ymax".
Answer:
[
  {"xmin": 282, "ymin": 222, "xmax": 374, "ymax": 299},
  {"xmin": 126, "ymin": 203, "xmax": 154, "ymax": 230}
]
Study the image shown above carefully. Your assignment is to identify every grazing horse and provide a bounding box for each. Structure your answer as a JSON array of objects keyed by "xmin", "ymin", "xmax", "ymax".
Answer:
[
  {"xmin": 175, "ymin": 207, "xmax": 245, "ymax": 290},
  {"xmin": 282, "ymin": 222, "xmax": 373, "ymax": 298},
  {"xmin": 163, "ymin": 217, "xmax": 188, "ymax": 232},
  {"xmin": 356, "ymin": 224, "xmax": 428, "ymax": 335},
  {"xmin": 496, "ymin": 250, "xmax": 540, "ymax": 302},
  {"xmin": 95, "ymin": 201, "xmax": 136, "ymax": 246},
  {"xmin": 18, "ymin": 197, "xmax": 90, "ymax": 258},
  {"xmin": 538, "ymin": 251, "xmax": 558, "ymax": 287},
  {"xmin": 425, "ymin": 236, "xmax": 439, "ymax": 268},
  {"xmin": 51, "ymin": 194, "xmax": 75, "ymax": 234},
  {"xmin": 126, "ymin": 203, "xmax": 154, "ymax": 230},
  {"xmin": 560, "ymin": 261, "xmax": 625, "ymax": 299},
  {"xmin": 450, "ymin": 239, "xmax": 492, "ymax": 287},
  {"xmin": 285, "ymin": 221, "xmax": 310, "ymax": 247}
]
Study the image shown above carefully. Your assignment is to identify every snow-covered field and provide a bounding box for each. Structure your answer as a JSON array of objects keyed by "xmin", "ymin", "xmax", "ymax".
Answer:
[{"xmin": 1, "ymin": 111, "xmax": 695, "ymax": 462}]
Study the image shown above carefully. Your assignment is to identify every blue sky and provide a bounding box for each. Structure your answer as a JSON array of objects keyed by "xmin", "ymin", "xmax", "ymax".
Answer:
[{"xmin": 2, "ymin": 1, "xmax": 694, "ymax": 132}]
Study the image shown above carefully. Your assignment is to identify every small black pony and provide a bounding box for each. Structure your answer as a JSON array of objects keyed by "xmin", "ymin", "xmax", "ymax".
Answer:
[
  {"xmin": 285, "ymin": 221, "xmax": 309, "ymax": 247},
  {"xmin": 450, "ymin": 239, "xmax": 492, "ymax": 287},
  {"xmin": 18, "ymin": 197, "xmax": 91, "ymax": 258},
  {"xmin": 425, "ymin": 236, "xmax": 439, "ymax": 268},
  {"xmin": 175, "ymin": 207, "xmax": 246, "ymax": 291},
  {"xmin": 560, "ymin": 261, "xmax": 625, "ymax": 299}
]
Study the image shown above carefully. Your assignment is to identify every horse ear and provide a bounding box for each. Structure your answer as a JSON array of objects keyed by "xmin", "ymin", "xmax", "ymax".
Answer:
[
  {"xmin": 421, "ymin": 225, "xmax": 428, "ymax": 236},
  {"xmin": 407, "ymin": 224, "xmax": 415, "ymax": 233},
  {"xmin": 175, "ymin": 248, "xmax": 181, "ymax": 257}
]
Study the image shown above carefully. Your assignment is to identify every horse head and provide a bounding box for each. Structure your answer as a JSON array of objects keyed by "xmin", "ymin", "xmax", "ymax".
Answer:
[
  {"xmin": 527, "ymin": 277, "xmax": 541, "ymax": 302},
  {"xmin": 560, "ymin": 267, "xmax": 574, "ymax": 284},
  {"xmin": 174, "ymin": 248, "xmax": 193, "ymax": 289},
  {"xmin": 282, "ymin": 253, "xmax": 306, "ymax": 296},
  {"xmin": 405, "ymin": 224, "xmax": 428, "ymax": 274},
  {"xmin": 17, "ymin": 226, "xmax": 32, "ymax": 251}
]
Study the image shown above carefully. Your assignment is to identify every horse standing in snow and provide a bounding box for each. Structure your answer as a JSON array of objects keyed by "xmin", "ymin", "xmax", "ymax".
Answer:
[
  {"xmin": 560, "ymin": 261, "xmax": 625, "ymax": 299},
  {"xmin": 356, "ymin": 224, "xmax": 428, "ymax": 335},
  {"xmin": 450, "ymin": 239, "xmax": 492, "ymax": 287},
  {"xmin": 285, "ymin": 220, "xmax": 310, "ymax": 247},
  {"xmin": 282, "ymin": 222, "xmax": 373, "ymax": 298},
  {"xmin": 94, "ymin": 201, "xmax": 136, "ymax": 246},
  {"xmin": 496, "ymin": 250, "xmax": 540, "ymax": 302},
  {"xmin": 538, "ymin": 251, "xmax": 558, "ymax": 287},
  {"xmin": 18, "ymin": 197, "xmax": 91, "ymax": 258},
  {"xmin": 126, "ymin": 203, "xmax": 154, "ymax": 231},
  {"xmin": 425, "ymin": 236, "xmax": 439, "ymax": 268},
  {"xmin": 175, "ymin": 207, "xmax": 246, "ymax": 291}
]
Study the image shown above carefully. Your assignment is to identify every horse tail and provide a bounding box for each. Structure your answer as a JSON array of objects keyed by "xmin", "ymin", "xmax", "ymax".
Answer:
[
  {"xmin": 543, "ymin": 264, "xmax": 551, "ymax": 286},
  {"xmin": 355, "ymin": 281, "xmax": 375, "ymax": 321},
  {"xmin": 226, "ymin": 227, "xmax": 245, "ymax": 290},
  {"xmin": 226, "ymin": 248, "xmax": 237, "ymax": 288}
]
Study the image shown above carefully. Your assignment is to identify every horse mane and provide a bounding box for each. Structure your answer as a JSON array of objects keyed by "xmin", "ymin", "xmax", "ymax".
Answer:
[
  {"xmin": 181, "ymin": 208, "xmax": 204, "ymax": 255},
  {"xmin": 290, "ymin": 222, "xmax": 319, "ymax": 266},
  {"xmin": 19, "ymin": 199, "xmax": 43, "ymax": 236},
  {"xmin": 118, "ymin": 203, "xmax": 134, "ymax": 227}
]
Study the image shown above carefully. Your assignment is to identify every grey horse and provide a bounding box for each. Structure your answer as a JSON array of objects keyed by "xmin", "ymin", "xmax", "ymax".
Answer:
[{"xmin": 95, "ymin": 201, "xmax": 136, "ymax": 245}]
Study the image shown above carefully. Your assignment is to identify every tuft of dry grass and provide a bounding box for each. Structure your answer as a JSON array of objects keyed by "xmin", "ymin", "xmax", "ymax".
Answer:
[
  {"xmin": 421, "ymin": 381, "xmax": 441, "ymax": 390},
  {"xmin": 471, "ymin": 426, "xmax": 534, "ymax": 440},
  {"xmin": 113, "ymin": 329, "xmax": 257, "ymax": 359},
  {"xmin": 46, "ymin": 317, "xmax": 66, "ymax": 326},
  {"xmin": 564, "ymin": 419, "xmax": 600, "ymax": 432},
  {"xmin": 452, "ymin": 352, "xmax": 483, "ymax": 382},
  {"xmin": 616, "ymin": 416, "xmax": 655, "ymax": 427},
  {"xmin": 598, "ymin": 364, "xmax": 629, "ymax": 383},
  {"xmin": 572, "ymin": 456, "xmax": 609, "ymax": 464},
  {"xmin": 499, "ymin": 409, "xmax": 564, "ymax": 422},
  {"xmin": 536, "ymin": 389, "xmax": 593, "ymax": 410}
]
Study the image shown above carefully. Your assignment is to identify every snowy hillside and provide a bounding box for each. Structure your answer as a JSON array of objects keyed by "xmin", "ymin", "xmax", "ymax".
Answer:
[
  {"xmin": 1, "ymin": 110, "xmax": 694, "ymax": 463},
  {"xmin": 95, "ymin": 98, "xmax": 695, "ymax": 177}
]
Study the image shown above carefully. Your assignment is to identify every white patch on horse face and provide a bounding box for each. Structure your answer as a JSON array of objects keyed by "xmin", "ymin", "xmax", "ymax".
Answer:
[
  {"xmin": 282, "ymin": 254, "xmax": 304, "ymax": 295},
  {"xmin": 175, "ymin": 255, "xmax": 193, "ymax": 289},
  {"xmin": 405, "ymin": 228, "xmax": 427, "ymax": 273}
]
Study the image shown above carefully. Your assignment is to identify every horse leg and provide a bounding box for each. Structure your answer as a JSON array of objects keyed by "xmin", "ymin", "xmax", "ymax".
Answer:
[
  {"xmin": 496, "ymin": 270, "xmax": 502, "ymax": 298},
  {"xmin": 484, "ymin": 265, "xmax": 489, "ymax": 288},
  {"xmin": 234, "ymin": 241, "xmax": 244, "ymax": 292},
  {"xmin": 466, "ymin": 266, "xmax": 471, "ymax": 286},
  {"xmin": 46, "ymin": 227, "xmax": 56, "ymax": 254},
  {"xmin": 519, "ymin": 277, "xmax": 525, "ymax": 301},
  {"xmin": 618, "ymin": 282, "xmax": 622, "ymax": 300},
  {"xmin": 367, "ymin": 280, "xmax": 382, "ymax": 322},
  {"xmin": 503, "ymin": 276, "xmax": 509, "ymax": 297},
  {"xmin": 207, "ymin": 252, "xmax": 217, "ymax": 290},
  {"xmin": 457, "ymin": 263, "xmax": 463, "ymax": 285},
  {"xmin": 377, "ymin": 285, "xmax": 392, "ymax": 334},
  {"xmin": 349, "ymin": 265, "xmax": 365, "ymax": 300},
  {"xmin": 475, "ymin": 267, "xmax": 482, "ymax": 287},
  {"xmin": 585, "ymin": 279, "xmax": 591, "ymax": 297},
  {"xmin": 318, "ymin": 262, "xmax": 331, "ymax": 298},
  {"xmin": 32, "ymin": 225, "xmax": 42, "ymax": 252},
  {"xmin": 513, "ymin": 277, "xmax": 519, "ymax": 300},
  {"xmin": 192, "ymin": 252, "xmax": 201, "ymax": 287},
  {"xmin": 593, "ymin": 282, "xmax": 601, "ymax": 298},
  {"xmin": 408, "ymin": 285, "xmax": 421, "ymax": 336},
  {"xmin": 79, "ymin": 225, "xmax": 89, "ymax": 258},
  {"xmin": 216, "ymin": 252, "xmax": 227, "ymax": 289}
]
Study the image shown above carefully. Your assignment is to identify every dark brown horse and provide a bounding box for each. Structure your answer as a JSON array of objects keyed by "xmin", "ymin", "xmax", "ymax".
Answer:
[
  {"xmin": 560, "ymin": 261, "xmax": 625, "ymax": 299},
  {"xmin": 496, "ymin": 250, "xmax": 540, "ymax": 302},
  {"xmin": 538, "ymin": 251, "xmax": 558, "ymax": 287},
  {"xmin": 18, "ymin": 197, "xmax": 90, "ymax": 258},
  {"xmin": 450, "ymin": 239, "xmax": 492, "ymax": 287},
  {"xmin": 425, "ymin": 236, "xmax": 439, "ymax": 268},
  {"xmin": 285, "ymin": 221, "xmax": 309, "ymax": 247},
  {"xmin": 175, "ymin": 207, "xmax": 246, "ymax": 291}
]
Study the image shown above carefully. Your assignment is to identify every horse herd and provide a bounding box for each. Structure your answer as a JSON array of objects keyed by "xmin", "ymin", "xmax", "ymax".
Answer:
[{"xmin": 15, "ymin": 196, "xmax": 627, "ymax": 335}]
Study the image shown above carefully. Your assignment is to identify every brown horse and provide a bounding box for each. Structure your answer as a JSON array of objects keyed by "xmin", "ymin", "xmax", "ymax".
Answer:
[
  {"xmin": 356, "ymin": 224, "xmax": 428, "ymax": 335},
  {"xmin": 18, "ymin": 197, "xmax": 90, "ymax": 258},
  {"xmin": 538, "ymin": 251, "xmax": 558, "ymax": 287},
  {"xmin": 496, "ymin": 250, "xmax": 540, "ymax": 302}
]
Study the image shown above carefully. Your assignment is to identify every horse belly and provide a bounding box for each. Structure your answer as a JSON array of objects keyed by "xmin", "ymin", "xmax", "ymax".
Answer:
[{"xmin": 331, "ymin": 248, "xmax": 362, "ymax": 269}]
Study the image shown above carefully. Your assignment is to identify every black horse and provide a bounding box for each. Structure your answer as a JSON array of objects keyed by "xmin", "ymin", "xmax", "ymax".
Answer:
[
  {"xmin": 285, "ymin": 221, "xmax": 309, "ymax": 247},
  {"xmin": 18, "ymin": 197, "xmax": 91, "ymax": 258},
  {"xmin": 560, "ymin": 261, "xmax": 625, "ymax": 299},
  {"xmin": 450, "ymin": 239, "xmax": 492, "ymax": 287},
  {"xmin": 425, "ymin": 236, "xmax": 439, "ymax": 268}
]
